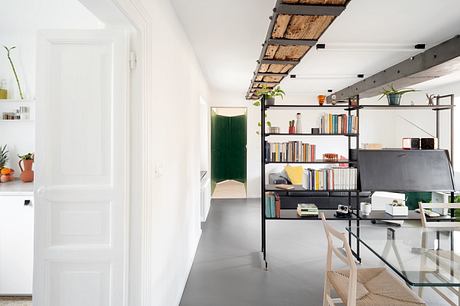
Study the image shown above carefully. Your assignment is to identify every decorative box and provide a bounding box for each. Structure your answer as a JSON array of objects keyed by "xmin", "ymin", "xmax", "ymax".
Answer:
[{"xmin": 385, "ymin": 204, "xmax": 408, "ymax": 216}]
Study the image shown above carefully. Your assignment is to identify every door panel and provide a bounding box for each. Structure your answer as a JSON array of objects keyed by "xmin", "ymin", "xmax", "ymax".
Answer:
[
  {"xmin": 211, "ymin": 110, "xmax": 247, "ymax": 184},
  {"xmin": 35, "ymin": 30, "xmax": 128, "ymax": 306}
]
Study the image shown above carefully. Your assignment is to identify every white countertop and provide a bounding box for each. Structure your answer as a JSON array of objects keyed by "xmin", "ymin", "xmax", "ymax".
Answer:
[{"xmin": 0, "ymin": 179, "xmax": 34, "ymax": 196}]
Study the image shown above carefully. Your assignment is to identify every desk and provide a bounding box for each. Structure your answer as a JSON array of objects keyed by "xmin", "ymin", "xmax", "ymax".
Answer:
[{"xmin": 347, "ymin": 226, "xmax": 460, "ymax": 288}]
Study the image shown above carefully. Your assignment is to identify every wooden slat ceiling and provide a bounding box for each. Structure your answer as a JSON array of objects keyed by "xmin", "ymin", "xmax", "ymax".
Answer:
[{"xmin": 246, "ymin": 0, "xmax": 350, "ymax": 100}]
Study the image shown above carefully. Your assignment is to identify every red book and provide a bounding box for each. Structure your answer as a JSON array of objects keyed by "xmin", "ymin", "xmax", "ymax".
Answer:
[{"xmin": 275, "ymin": 194, "xmax": 281, "ymax": 218}]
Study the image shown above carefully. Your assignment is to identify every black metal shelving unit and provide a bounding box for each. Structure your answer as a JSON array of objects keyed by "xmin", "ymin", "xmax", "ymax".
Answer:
[
  {"xmin": 260, "ymin": 97, "xmax": 361, "ymax": 269},
  {"xmin": 260, "ymin": 94, "xmax": 456, "ymax": 269}
]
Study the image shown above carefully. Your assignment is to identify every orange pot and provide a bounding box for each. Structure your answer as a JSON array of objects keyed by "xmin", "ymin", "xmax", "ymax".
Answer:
[
  {"xmin": 317, "ymin": 95, "xmax": 326, "ymax": 106},
  {"xmin": 19, "ymin": 159, "xmax": 34, "ymax": 182}
]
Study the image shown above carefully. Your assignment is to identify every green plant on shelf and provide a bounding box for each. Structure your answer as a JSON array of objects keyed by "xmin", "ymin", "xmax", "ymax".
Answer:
[
  {"xmin": 0, "ymin": 145, "xmax": 8, "ymax": 169},
  {"xmin": 378, "ymin": 85, "xmax": 416, "ymax": 106},
  {"xmin": 3, "ymin": 46, "xmax": 24, "ymax": 100},
  {"xmin": 18, "ymin": 152, "xmax": 34, "ymax": 160}
]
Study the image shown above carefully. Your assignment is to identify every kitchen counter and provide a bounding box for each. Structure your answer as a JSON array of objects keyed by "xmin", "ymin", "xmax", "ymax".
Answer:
[{"xmin": 0, "ymin": 179, "xmax": 34, "ymax": 196}]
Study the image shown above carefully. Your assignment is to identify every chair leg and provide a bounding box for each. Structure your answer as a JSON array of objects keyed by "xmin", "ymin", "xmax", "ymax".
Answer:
[{"xmin": 323, "ymin": 276, "xmax": 331, "ymax": 306}]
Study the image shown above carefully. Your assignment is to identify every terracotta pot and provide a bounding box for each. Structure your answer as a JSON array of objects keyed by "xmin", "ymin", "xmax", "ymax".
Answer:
[
  {"xmin": 19, "ymin": 159, "xmax": 34, "ymax": 182},
  {"xmin": 317, "ymin": 95, "xmax": 326, "ymax": 106}
]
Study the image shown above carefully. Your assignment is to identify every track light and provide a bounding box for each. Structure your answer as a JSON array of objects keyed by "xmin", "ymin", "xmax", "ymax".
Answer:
[
  {"xmin": 315, "ymin": 43, "xmax": 426, "ymax": 52},
  {"xmin": 290, "ymin": 74, "xmax": 364, "ymax": 80}
]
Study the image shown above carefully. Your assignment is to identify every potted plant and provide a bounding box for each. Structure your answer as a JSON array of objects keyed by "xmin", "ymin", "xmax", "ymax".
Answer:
[
  {"xmin": 255, "ymin": 85, "xmax": 285, "ymax": 106},
  {"xmin": 379, "ymin": 85, "xmax": 416, "ymax": 106},
  {"xmin": 18, "ymin": 153, "xmax": 34, "ymax": 183},
  {"xmin": 0, "ymin": 145, "xmax": 7, "ymax": 169}
]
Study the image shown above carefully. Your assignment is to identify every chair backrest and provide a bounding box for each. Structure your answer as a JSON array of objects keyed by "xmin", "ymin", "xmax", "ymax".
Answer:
[
  {"xmin": 320, "ymin": 213, "xmax": 357, "ymax": 304},
  {"xmin": 419, "ymin": 202, "xmax": 460, "ymax": 228}
]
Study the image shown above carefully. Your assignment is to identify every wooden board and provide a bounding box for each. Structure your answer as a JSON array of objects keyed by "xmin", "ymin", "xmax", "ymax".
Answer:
[
  {"xmin": 264, "ymin": 45, "xmax": 310, "ymax": 60},
  {"xmin": 273, "ymin": 15, "xmax": 334, "ymax": 39}
]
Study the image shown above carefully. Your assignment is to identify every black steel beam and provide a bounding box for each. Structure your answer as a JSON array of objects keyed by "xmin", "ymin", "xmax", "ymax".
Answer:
[
  {"xmin": 253, "ymin": 81, "xmax": 280, "ymax": 85},
  {"xmin": 327, "ymin": 35, "xmax": 460, "ymax": 102},
  {"xmin": 256, "ymin": 72, "xmax": 289, "ymax": 77},
  {"xmin": 275, "ymin": 4, "xmax": 345, "ymax": 16},
  {"xmin": 266, "ymin": 38, "xmax": 317, "ymax": 46},
  {"xmin": 259, "ymin": 59, "xmax": 299, "ymax": 65}
]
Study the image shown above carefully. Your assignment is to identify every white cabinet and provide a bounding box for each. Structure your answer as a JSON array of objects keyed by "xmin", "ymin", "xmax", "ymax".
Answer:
[{"xmin": 0, "ymin": 195, "xmax": 34, "ymax": 295}]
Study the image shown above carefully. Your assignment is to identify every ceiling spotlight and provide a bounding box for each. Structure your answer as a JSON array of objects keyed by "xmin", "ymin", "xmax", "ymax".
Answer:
[{"xmin": 290, "ymin": 74, "xmax": 297, "ymax": 78}]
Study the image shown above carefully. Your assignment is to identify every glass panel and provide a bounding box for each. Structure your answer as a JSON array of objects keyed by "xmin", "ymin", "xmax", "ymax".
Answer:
[{"xmin": 347, "ymin": 225, "xmax": 460, "ymax": 286}]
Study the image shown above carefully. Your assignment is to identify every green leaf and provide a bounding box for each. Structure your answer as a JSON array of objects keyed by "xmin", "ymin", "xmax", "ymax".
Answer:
[
  {"xmin": 257, "ymin": 121, "xmax": 261, "ymax": 127},
  {"xmin": 253, "ymin": 101, "xmax": 260, "ymax": 106},
  {"xmin": 266, "ymin": 121, "xmax": 272, "ymax": 127}
]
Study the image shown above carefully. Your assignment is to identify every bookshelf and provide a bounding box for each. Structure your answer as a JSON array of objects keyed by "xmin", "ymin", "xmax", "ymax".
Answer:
[{"xmin": 259, "ymin": 94, "xmax": 456, "ymax": 269}]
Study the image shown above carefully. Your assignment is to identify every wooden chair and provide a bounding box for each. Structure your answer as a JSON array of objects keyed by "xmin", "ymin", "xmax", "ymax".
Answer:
[
  {"xmin": 320, "ymin": 213, "xmax": 425, "ymax": 306},
  {"xmin": 418, "ymin": 202, "xmax": 460, "ymax": 305},
  {"xmin": 419, "ymin": 202, "xmax": 460, "ymax": 228}
]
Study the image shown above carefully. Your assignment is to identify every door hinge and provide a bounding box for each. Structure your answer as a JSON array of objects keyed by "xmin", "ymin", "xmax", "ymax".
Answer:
[{"xmin": 130, "ymin": 51, "xmax": 137, "ymax": 70}]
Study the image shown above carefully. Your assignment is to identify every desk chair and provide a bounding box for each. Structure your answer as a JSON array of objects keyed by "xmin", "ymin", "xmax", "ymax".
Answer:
[
  {"xmin": 418, "ymin": 202, "xmax": 460, "ymax": 305},
  {"xmin": 321, "ymin": 213, "xmax": 425, "ymax": 306}
]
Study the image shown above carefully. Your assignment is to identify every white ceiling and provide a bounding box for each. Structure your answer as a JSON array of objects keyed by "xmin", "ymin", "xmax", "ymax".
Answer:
[{"xmin": 171, "ymin": 0, "xmax": 460, "ymax": 97}]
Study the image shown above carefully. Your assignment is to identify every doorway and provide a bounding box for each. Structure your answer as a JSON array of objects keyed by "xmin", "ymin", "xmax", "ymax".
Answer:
[{"xmin": 211, "ymin": 107, "xmax": 247, "ymax": 199}]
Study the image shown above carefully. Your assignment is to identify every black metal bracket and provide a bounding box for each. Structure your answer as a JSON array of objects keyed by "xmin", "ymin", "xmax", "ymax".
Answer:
[
  {"xmin": 275, "ymin": 4, "xmax": 345, "ymax": 16},
  {"xmin": 266, "ymin": 38, "xmax": 317, "ymax": 46},
  {"xmin": 259, "ymin": 59, "xmax": 300, "ymax": 65},
  {"xmin": 256, "ymin": 72, "xmax": 289, "ymax": 77}
]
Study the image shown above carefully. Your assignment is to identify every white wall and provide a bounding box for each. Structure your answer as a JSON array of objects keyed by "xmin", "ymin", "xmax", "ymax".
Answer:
[
  {"xmin": 0, "ymin": 0, "xmax": 104, "ymax": 174},
  {"xmin": 114, "ymin": 1, "xmax": 210, "ymax": 305}
]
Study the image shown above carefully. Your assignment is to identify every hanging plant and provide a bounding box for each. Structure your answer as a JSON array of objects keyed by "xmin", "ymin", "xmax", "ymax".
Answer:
[
  {"xmin": 3, "ymin": 46, "xmax": 24, "ymax": 100},
  {"xmin": 251, "ymin": 85, "xmax": 285, "ymax": 134}
]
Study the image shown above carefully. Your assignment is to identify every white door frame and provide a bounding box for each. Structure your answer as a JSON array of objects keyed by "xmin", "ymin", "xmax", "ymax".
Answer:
[
  {"xmin": 92, "ymin": 1, "xmax": 153, "ymax": 305},
  {"xmin": 79, "ymin": 1, "xmax": 158, "ymax": 305}
]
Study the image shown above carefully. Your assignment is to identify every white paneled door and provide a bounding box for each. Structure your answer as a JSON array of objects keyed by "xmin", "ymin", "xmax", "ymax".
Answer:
[{"xmin": 35, "ymin": 30, "xmax": 129, "ymax": 306}]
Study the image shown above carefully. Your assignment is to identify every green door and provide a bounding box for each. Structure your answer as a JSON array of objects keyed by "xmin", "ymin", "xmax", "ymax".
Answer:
[{"xmin": 211, "ymin": 109, "xmax": 247, "ymax": 190}]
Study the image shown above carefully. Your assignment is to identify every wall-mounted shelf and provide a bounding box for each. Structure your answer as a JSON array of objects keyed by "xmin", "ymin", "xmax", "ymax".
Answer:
[
  {"xmin": 0, "ymin": 99, "xmax": 34, "ymax": 104},
  {"xmin": 0, "ymin": 120, "xmax": 34, "ymax": 123}
]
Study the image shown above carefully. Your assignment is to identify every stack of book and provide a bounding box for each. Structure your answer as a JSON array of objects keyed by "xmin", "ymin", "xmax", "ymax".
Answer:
[
  {"xmin": 297, "ymin": 203, "xmax": 319, "ymax": 217},
  {"xmin": 320, "ymin": 113, "xmax": 358, "ymax": 134},
  {"xmin": 265, "ymin": 141, "xmax": 316, "ymax": 162},
  {"xmin": 265, "ymin": 192, "xmax": 281, "ymax": 218},
  {"xmin": 302, "ymin": 167, "xmax": 358, "ymax": 190}
]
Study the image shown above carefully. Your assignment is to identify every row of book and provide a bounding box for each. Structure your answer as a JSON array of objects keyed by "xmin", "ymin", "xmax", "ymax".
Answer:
[
  {"xmin": 320, "ymin": 113, "xmax": 358, "ymax": 134},
  {"xmin": 265, "ymin": 192, "xmax": 281, "ymax": 218},
  {"xmin": 302, "ymin": 167, "xmax": 358, "ymax": 190},
  {"xmin": 265, "ymin": 142, "xmax": 316, "ymax": 162}
]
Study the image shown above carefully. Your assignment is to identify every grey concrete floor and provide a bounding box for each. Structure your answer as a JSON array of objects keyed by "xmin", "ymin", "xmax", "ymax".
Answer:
[{"xmin": 180, "ymin": 198, "xmax": 452, "ymax": 306}]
